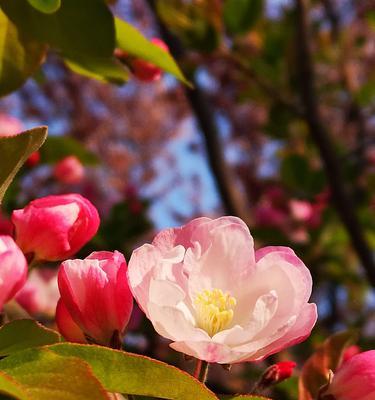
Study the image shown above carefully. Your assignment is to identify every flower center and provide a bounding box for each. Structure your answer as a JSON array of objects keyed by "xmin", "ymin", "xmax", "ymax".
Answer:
[{"xmin": 194, "ymin": 288, "xmax": 237, "ymax": 337}]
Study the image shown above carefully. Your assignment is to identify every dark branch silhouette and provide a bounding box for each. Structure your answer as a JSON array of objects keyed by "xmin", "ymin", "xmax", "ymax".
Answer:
[{"xmin": 295, "ymin": 0, "xmax": 375, "ymax": 286}]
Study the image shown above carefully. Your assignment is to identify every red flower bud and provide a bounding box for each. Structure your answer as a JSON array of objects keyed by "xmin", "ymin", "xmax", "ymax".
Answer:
[{"xmin": 26, "ymin": 151, "xmax": 41, "ymax": 168}]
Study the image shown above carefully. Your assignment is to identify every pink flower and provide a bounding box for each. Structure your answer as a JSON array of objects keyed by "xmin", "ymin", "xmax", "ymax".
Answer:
[
  {"xmin": 289, "ymin": 200, "xmax": 313, "ymax": 222},
  {"xmin": 131, "ymin": 38, "xmax": 169, "ymax": 82},
  {"xmin": 16, "ymin": 268, "xmax": 59, "ymax": 317},
  {"xmin": 54, "ymin": 156, "xmax": 85, "ymax": 185},
  {"xmin": 0, "ymin": 114, "xmax": 23, "ymax": 137},
  {"xmin": 12, "ymin": 194, "xmax": 100, "ymax": 261},
  {"xmin": 128, "ymin": 216, "xmax": 317, "ymax": 364},
  {"xmin": 57, "ymin": 251, "xmax": 133, "ymax": 346},
  {"xmin": 0, "ymin": 236, "xmax": 28, "ymax": 311},
  {"xmin": 323, "ymin": 350, "xmax": 375, "ymax": 400}
]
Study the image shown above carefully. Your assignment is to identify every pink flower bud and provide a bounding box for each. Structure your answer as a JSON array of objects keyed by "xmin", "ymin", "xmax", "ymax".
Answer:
[
  {"xmin": 26, "ymin": 151, "xmax": 41, "ymax": 168},
  {"xmin": 0, "ymin": 114, "xmax": 23, "ymax": 137},
  {"xmin": 0, "ymin": 236, "xmax": 27, "ymax": 311},
  {"xmin": 12, "ymin": 194, "xmax": 100, "ymax": 261},
  {"xmin": 16, "ymin": 268, "xmax": 59, "ymax": 317},
  {"xmin": 323, "ymin": 351, "xmax": 375, "ymax": 400},
  {"xmin": 57, "ymin": 251, "xmax": 133, "ymax": 346},
  {"xmin": 54, "ymin": 156, "xmax": 85, "ymax": 185},
  {"xmin": 131, "ymin": 38, "xmax": 169, "ymax": 82},
  {"xmin": 55, "ymin": 299, "xmax": 86, "ymax": 343}
]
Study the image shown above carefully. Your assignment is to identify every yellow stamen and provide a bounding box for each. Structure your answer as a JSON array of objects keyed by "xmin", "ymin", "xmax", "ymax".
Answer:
[{"xmin": 194, "ymin": 288, "xmax": 237, "ymax": 337}]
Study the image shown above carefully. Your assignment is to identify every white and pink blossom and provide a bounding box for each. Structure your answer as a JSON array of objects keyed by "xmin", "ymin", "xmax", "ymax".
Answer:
[{"xmin": 128, "ymin": 216, "xmax": 317, "ymax": 364}]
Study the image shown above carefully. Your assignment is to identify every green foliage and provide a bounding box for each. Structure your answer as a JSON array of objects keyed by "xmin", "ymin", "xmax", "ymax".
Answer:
[
  {"xmin": 46, "ymin": 343, "xmax": 217, "ymax": 399},
  {"xmin": 280, "ymin": 154, "xmax": 325, "ymax": 195},
  {"xmin": 27, "ymin": 0, "xmax": 61, "ymax": 14},
  {"xmin": 0, "ymin": 9, "xmax": 46, "ymax": 97},
  {"xmin": 223, "ymin": 0, "xmax": 263, "ymax": 35},
  {"xmin": 0, "ymin": 126, "xmax": 47, "ymax": 203},
  {"xmin": 0, "ymin": 320, "xmax": 61, "ymax": 357},
  {"xmin": 0, "ymin": 350, "xmax": 109, "ymax": 399},
  {"xmin": 40, "ymin": 136, "xmax": 98, "ymax": 165},
  {"xmin": 299, "ymin": 331, "xmax": 357, "ymax": 400},
  {"xmin": 0, "ymin": 0, "xmax": 128, "ymax": 84},
  {"xmin": 157, "ymin": 1, "xmax": 220, "ymax": 53},
  {"xmin": 115, "ymin": 18, "xmax": 189, "ymax": 84}
]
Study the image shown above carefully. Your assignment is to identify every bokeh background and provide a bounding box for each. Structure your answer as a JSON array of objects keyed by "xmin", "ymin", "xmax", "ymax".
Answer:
[{"xmin": 0, "ymin": 0, "xmax": 374, "ymax": 398}]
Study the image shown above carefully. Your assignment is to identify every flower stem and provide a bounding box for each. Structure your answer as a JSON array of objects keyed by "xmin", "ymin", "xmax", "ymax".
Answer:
[{"xmin": 194, "ymin": 359, "xmax": 209, "ymax": 383}]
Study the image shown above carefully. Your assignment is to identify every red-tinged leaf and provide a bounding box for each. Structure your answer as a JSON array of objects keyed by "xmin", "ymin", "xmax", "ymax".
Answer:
[{"xmin": 298, "ymin": 331, "xmax": 357, "ymax": 400}]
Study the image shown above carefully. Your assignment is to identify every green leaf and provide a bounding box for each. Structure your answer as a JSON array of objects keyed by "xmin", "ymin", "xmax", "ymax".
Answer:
[
  {"xmin": 0, "ymin": 350, "xmax": 110, "ymax": 399},
  {"xmin": 46, "ymin": 343, "xmax": 217, "ymax": 399},
  {"xmin": 0, "ymin": 126, "xmax": 47, "ymax": 203},
  {"xmin": 40, "ymin": 135, "xmax": 98, "ymax": 165},
  {"xmin": 26, "ymin": 0, "xmax": 61, "ymax": 14},
  {"xmin": 223, "ymin": 0, "xmax": 263, "ymax": 35},
  {"xmin": 0, "ymin": 371, "xmax": 26, "ymax": 399},
  {"xmin": 0, "ymin": 0, "xmax": 114, "ymax": 59},
  {"xmin": 298, "ymin": 331, "xmax": 357, "ymax": 400},
  {"xmin": 0, "ymin": 9, "xmax": 46, "ymax": 97},
  {"xmin": 65, "ymin": 56, "xmax": 129, "ymax": 84},
  {"xmin": 115, "ymin": 18, "xmax": 190, "ymax": 85},
  {"xmin": 0, "ymin": 320, "xmax": 61, "ymax": 357}
]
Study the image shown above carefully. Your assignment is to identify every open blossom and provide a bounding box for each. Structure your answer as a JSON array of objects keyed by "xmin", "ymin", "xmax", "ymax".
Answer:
[
  {"xmin": 16, "ymin": 269, "xmax": 59, "ymax": 317},
  {"xmin": 57, "ymin": 251, "xmax": 133, "ymax": 346},
  {"xmin": 128, "ymin": 216, "xmax": 317, "ymax": 364},
  {"xmin": 131, "ymin": 38, "xmax": 169, "ymax": 82},
  {"xmin": 54, "ymin": 156, "xmax": 85, "ymax": 185},
  {"xmin": 0, "ymin": 236, "xmax": 27, "ymax": 311},
  {"xmin": 12, "ymin": 194, "xmax": 100, "ymax": 261},
  {"xmin": 323, "ymin": 350, "xmax": 375, "ymax": 400}
]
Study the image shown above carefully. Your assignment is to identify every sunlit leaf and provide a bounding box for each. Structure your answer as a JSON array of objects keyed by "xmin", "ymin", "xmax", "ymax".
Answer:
[
  {"xmin": 0, "ymin": 126, "xmax": 47, "ymax": 203},
  {"xmin": 47, "ymin": 343, "xmax": 218, "ymax": 399},
  {"xmin": 115, "ymin": 18, "xmax": 190, "ymax": 85},
  {"xmin": 0, "ymin": 350, "xmax": 110, "ymax": 399},
  {"xmin": 0, "ymin": 320, "xmax": 61, "ymax": 357}
]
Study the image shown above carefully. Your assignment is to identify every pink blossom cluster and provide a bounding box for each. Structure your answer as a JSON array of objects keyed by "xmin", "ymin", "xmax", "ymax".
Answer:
[{"xmin": 1, "ymin": 190, "xmax": 374, "ymax": 395}]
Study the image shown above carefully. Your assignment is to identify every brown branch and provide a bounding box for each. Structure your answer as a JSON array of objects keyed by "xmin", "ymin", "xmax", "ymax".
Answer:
[
  {"xmin": 295, "ymin": 0, "xmax": 375, "ymax": 286},
  {"xmin": 146, "ymin": 0, "xmax": 251, "ymax": 224}
]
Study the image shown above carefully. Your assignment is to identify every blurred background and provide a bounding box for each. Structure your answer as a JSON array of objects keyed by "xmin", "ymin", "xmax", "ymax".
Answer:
[{"xmin": 0, "ymin": 0, "xmax": 374, "ymax": 398}]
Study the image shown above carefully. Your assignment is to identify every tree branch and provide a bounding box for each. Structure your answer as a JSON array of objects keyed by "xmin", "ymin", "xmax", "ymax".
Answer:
[
  {"xmin": 146, "ymin": 0, "xmax": 251, "ymax": 224},
  {"xmin": 295, "ymin": 0, "xmax": 375, "ymax": 286}
]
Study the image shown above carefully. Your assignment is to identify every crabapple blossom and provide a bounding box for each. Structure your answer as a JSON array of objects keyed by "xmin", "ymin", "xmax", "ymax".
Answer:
[
  {"xmin": 57, "ymin": 251, "xmax": 133, "ymax": 346},
  {"xmin": 0, "ymin": 236, "xmax": 27, "ymax": 311},
  {"xmin": 0, "ymin": 114, "xmax": 23, "ymax": 136},
  {"xmin": 16, "ymin": 268, "xmax": 59, "ymax": 317},
  {"xmin": 12, "ymin": 194, "xmax": 99, "ymax": 261},
  {"xmin": 128, "ymin": 216, "xmax": 317, "ymax": 364},
  {"xmin": 54, "ymin": 156, "xmax": 85, "ymax": 185},
  {"xmin": 55, "ymin": 299, "xmax": 86, "ymax": 343},
  {"xmin": 322, "ymin": 350, "xmax": 375, "ymax": 400}
]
